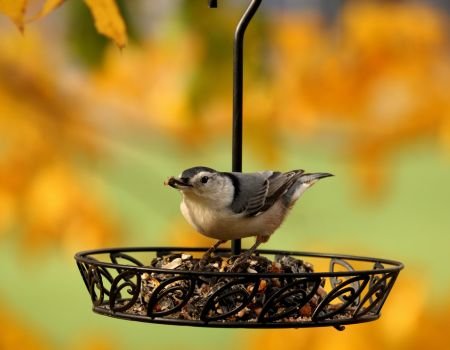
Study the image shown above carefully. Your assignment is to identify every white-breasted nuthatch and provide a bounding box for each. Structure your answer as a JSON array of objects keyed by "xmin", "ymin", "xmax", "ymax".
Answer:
[{"xmin": 165, "ymin": 166, "xmax": 333, "ymax": 265}]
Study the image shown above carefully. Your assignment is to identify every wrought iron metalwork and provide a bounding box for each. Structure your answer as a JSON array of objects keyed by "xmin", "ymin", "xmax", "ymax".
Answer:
[{"xmin": 75, "ymin": 247, "xmax": 403, "ymax": 329}]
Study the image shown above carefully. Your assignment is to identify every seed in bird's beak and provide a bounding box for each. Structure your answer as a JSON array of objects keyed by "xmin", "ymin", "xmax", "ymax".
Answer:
[{"xmin": 166, "ymin": 176, "xmax": 192, "ymax": 189}]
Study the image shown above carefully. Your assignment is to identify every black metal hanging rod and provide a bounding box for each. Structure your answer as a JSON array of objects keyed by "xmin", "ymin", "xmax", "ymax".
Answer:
[{"xmin": 209, "ymin": 0, "xmax": 263, "ymax": 256}]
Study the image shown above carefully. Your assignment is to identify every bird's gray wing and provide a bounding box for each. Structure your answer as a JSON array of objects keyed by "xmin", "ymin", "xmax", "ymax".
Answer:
[
  {"xmin": 225, "ymin": 171, "xmax": 270, "ymax": 215},
  {"xmin": 258, "ymin": 170, "xmax": 304, "ymax": 214},
  {"xmin": 226, "ymin": 170, "xmax": 304, "ymax": 217}
]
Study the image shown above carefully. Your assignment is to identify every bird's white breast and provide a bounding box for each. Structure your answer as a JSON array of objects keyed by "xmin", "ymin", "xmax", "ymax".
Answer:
[
  {"xmin": 180, "ymin": 197, "xmax": 289, "ymax": 241},
  {"xmin": 180, "ymin": 198, "xmax": 233, "ymax": 238}
]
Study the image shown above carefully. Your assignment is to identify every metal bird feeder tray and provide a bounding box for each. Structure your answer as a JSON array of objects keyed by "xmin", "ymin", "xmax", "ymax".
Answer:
[
  {"xmin": 75, "ymin": 247, "xmax": 402, "ymax": 329},
  {"xmin": 75, "ymin": 0, "xmax": 403, "ymax": 330}
]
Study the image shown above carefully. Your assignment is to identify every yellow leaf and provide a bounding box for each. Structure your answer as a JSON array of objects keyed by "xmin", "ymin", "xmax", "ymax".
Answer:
[
  {"xmin": 83, "ymin": 0, "xmax": 127, "ymax": 49},
  {"xmin": 29, "ymin": 0, "xmax": 65, "ymax": 21},
  {"xmin": 0, "ymin": 0, "xmax": 27, "ymax": 31}
]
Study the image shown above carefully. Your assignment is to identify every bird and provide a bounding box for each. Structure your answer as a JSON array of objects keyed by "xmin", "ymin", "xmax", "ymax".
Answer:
[{"xmin": 165, "ymin": 166, "xmax": 333, "ymax": 268}]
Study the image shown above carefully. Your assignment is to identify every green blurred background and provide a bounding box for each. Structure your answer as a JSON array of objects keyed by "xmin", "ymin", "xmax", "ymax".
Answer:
[{"xmin": 0, "ymin": 1, "xmax": 449, "ymax": 349}]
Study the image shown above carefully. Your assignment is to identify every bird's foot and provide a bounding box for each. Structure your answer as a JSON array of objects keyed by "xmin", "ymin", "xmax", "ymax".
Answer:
[
  {"xmin": 194, "ymin": 259, "xmax": 207, "ymax": 271},
  {"xmin": 194, "ymin": 253, "xmax": 212, "ymax": 271},
  {"xmin": 228, "ymin": 252, "xmax": 252, "ymax": 272},
  {"xmin": 195, "ymin": 251, "xmax": 224, "ymax": 271},
  {"xmin": 195, "ymin": 240, "xmax": 226, "ymax": 270}
]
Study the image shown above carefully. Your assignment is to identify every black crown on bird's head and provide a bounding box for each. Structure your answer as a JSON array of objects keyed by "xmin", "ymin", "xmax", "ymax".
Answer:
[{"xmin": 181, "ymin": 166, "xmax": 217, "ymax": 179}]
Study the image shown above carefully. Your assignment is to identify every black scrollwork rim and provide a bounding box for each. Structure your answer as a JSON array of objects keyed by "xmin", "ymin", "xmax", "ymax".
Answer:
[
  {"xmin": 91, "ymin": 305, "xmax": 381, "ymax": 328},
  {"xmin": 75, "ymin": 247, "xmax": 403, "ymax": 278},
  {"xmin": 74, "ymin": 246, "xmax": 403, "ymax": 329}
]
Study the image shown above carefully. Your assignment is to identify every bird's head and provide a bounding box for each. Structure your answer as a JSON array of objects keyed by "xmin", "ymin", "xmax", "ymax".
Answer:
[{"xmin": 166, "ymin": 166, "xmax": 233, "ymax": 204}]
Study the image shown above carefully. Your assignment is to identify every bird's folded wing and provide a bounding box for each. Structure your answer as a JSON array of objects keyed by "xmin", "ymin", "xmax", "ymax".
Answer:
[{"xmin": 243, "ymin": 170, "xmax": 304, "ymax": 217}]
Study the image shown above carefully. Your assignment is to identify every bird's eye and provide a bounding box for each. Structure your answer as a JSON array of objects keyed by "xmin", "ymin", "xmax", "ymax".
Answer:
[{"xmin": 200, "ymin": 176, "xmax": 209, "ymax": 184}]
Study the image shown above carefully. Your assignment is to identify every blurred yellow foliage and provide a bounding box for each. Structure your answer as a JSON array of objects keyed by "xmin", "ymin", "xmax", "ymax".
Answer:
[
  {"xmin": 87, "ymin": 2, "xmax": 449, "ymax": 196},
  {"xmin": 23, "ymin": 162, "xmax": 118, "ymax": 253},
  {"xmin": 0, "ymin": 32, "xmax": 119, "ymax": 253},
  {"xmin": 0, "ymin": 0, "xmax": 127, "ymax": 47},
  {"xmin": 0, "ymin": 301, "xmax": 50, "ymax": 350},
  {"xmin": 0, "ymin": 0, "xmax": 27, "ymax": 31},
  {"xmin": 92, "ymin": 36, "xmax": 222, "ymax": 146},
  {"xmin": 273, "ymin": 3, "xmax": 449, "ymax": 196},
  {"xmin": 31, "ymin": 0, "xmax": 65, "ymax": 20},
  {"xmin": 84, "ymin": 0, "xmax": 127, "ymax": 49}
]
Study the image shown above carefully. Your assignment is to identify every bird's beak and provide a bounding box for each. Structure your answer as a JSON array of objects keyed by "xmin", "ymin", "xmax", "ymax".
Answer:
[
  {"xmin": 165, "ymin": 176, "xmax": 193, "ymax": 189},
  {"xmin": 300, "ymin": 172, "xmax": 334, "ymax": 185}
]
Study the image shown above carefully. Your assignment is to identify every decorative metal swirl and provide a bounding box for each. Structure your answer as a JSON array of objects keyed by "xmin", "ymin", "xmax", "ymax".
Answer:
[
  {"xmin": 329, "ymin": 258, "xmax": 362, "ymax": 305},
  {"xmin": 86, "ymin": 265, "xmax": 105, "ymax": 306},
  {"xmin": 258, "ymin": 277, "xmax": 321, "ymax": 322},
  {"xmin": 74, "ymin": 247, "xmax": 403, "ymax": 329},
  {"xmin": 110, "ymin": 252, "xmax": 144, "ymax": 269},
  {"xmin": 312, "ymin": 275, "xmax": 370, "ymax": 321},
  {"xmin": 201, "ymin": 277, "xmax": 260, "ymax": 322},
  {"xmin": 354, "ymin": 271, "xmax": 397, "ymax": 318},
  {"xmin": 80, "ymin": 257, "xmax": 114, "ymax": 307},
  {"xmin": 109, "ymin": 270, "xmax": 142, "ymax": 312},
  {"xmin": 147, "ymin": 276, "xmax": 196, "ymax": 318}
]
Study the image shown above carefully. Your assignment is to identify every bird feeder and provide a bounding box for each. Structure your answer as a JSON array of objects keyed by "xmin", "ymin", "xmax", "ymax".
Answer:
[{"xmin": 75, "ymin": 0, "xmax": 403, "ymax": 330}]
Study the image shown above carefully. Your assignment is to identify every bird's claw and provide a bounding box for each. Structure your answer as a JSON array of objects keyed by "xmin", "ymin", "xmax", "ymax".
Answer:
[
  {"xmin": 194, "ymin": 260, "xmax": 206, "ymax": 271},
  {"xmin": 195, "ymin": 254, "xmax": 211, "ymax": 271},
  {"xmin": 228, "ymin": 253, "xmax": 251, "ymax": 272}
]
